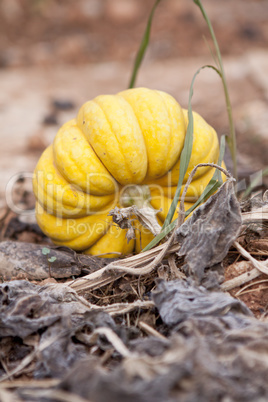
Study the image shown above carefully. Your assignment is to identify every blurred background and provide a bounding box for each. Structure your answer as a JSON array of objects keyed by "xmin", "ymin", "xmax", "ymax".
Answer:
[{"xmin": 0, "ymin": 0, "xmax": 267, "ymax": 201}]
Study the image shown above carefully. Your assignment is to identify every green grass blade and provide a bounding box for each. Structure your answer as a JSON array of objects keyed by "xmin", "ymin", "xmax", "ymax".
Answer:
[
  {"xmin": 128, "ymin": 0, "xmax": 162, "ymax": 89},
  {"xmin": 193, "ymin": 0, "xmax": 237, "ymax": 181},
  {"xmin": 215, "ymin": 134, "xmax": 226, "ymax": 183},
  {"xmin": 142, "ymin": 220, "xmax": 176, "ymax": 252},
  {"xmin": 161, "ymin": 64, "xmax": 221, "ymax": 231}
]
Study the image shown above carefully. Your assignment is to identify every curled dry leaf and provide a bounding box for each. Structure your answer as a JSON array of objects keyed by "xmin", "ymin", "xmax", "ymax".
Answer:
[{"xmin": 176, "ymin": 180, "xmax": 242, "ymax": 284}]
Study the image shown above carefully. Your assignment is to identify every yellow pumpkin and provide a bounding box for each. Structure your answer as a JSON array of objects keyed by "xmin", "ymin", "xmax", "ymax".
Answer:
[{"xmin": 33, "ymin": 88, "xmax": 223, "ymax": 257}]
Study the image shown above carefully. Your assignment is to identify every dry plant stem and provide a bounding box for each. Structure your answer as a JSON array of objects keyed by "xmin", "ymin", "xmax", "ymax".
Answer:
[
  {"xmin": 178, "ymin": 162, "xmax": 232, "ymax": 225},
  {"xmin": 168, "ymin": 254, "xmax": 178, "ymax": 277},
  {"xmin": 94, "ymin": 327, "xmax": 133, "ymax": 358},
  {"xmin": 234, "ymin": 241, "xmax": 268, "ymax": 276},
  {"xmin": 0, "ymin": 379, "xmax": 60, "ymax": 389},
  {"xmin": 0, "ymin": 358, "xmax": 12, "ymax": 381},
  {"xmin": 238, "ymin": 286, "xmax": 268, "ymax": 296},
  {"xmin": 168, "ymin": 255, "xmax": 185, "ymax": 279},
  {"xmin": 104, "ymin": 225, "xmax": 179, "ymax": 277},
  {"xmin": 100, "ymin": 349, "xmax": 114, "ymax": 365},
  {"xmin": 69, "ymin": 289, "xmax": 101, "ymax": 309},
  {"xmin": 104, "ymin": 300, "xmax": 155, "ymax": 316},
  {"xmin": 62, "ymin": 282, "xmax": 154, "ymax": 315},
  {"xmin": 69, "ymin": 243, "xmax": 180, "ymax": 292},
  {"xmin": 221, "ymin": 245, "xmax": 268, "ymax": 292},
  {"xmin": 77, "ymin": 329, "xmax": 132, "ymax": 359},
  {"xmin": 18, "ymin": 389, "xmax": 90, "ymax": 402},
  {"xmin": 194, "ymin": 0, "xmax": 237, "ymax": 180},
  {"xmin": 121, "ymin": 243, "xmax": 180, "ymax": 267},
  {"xmin": 235, "ymin": 279, "xmax": 268, "ymax": 297},
  {"xmin": 228, "ymin": 250, "xmax": 268, "ymax": 257},
  {"xmin": 221, "ymin": 267, "xmax": 261, "ymax": 292},
  {"xmin": 138, "ymin": 321, "xmax": 167, "ymax": 340}
]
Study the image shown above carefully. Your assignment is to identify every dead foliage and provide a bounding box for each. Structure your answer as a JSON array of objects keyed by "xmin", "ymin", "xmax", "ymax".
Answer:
[{"xmin": 0, "ymin": 177, "xmax": 267, "ymax": 401}]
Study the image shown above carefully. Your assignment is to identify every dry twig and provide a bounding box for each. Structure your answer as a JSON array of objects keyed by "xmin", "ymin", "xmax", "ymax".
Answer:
[
  {"xmin": 222, "ymin": 243, "xmax": 268, "ymax": 291},
  {"xmin": 138, "ymin": 321, "xmax": 167, "ymax": 340},
  {"xmin": 235, "ymin": 279, "xmax": 268, "ymax": 297},
  {"xmin": 69, "ymin": 243, "xmax": 180, "ymax": 292}
]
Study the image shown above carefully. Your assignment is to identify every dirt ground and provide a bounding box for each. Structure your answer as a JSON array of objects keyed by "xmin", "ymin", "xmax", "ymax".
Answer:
[{"xmin": 0, "ymin": 0, "xmax": 267, "ymax": 204}]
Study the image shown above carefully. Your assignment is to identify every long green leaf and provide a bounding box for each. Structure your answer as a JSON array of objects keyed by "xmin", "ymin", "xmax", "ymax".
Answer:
[
  {"xmin": 215, "ymin": 134, "xmax": 226, "ymax": 183},
  {"xmin": 128, "ymin": 0, "xmax": 162, "ymax": 89},
  {"xmin": 161, "ymin": 64, "xmax": 221, "ymax": 231},
  {"xmin": 193, "ymin": 0, "xmax": 237, "ymax": 180}
]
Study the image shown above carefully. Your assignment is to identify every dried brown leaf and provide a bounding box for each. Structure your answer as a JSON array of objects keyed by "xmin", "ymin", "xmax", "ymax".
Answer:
[{"xmin": 176, "ymin": 180, "xmax": 242, "ymax": 284}]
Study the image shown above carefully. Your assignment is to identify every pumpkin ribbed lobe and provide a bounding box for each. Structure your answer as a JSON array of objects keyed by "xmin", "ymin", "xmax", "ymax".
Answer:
[
  {"xmin": 119, "ymin": 88, "xmax": 186, "ymax": 180},
  {"xmin": 155, "ymin": 90, "xmax": 186, "ymax": 172},
  {"xmin": 153, "ymin": 109, "xmax": 220, "ymax": 187},
  {"xmin": 77, "ymin": 95, "xmax": 148, "ymax": 185},
  {"xmin": 33, "ymin": 146, "xmax": 115, "ymax": 218},
  {"xmin": 53, "ymin": 120, "xmax": 117, "ymax": 196}
]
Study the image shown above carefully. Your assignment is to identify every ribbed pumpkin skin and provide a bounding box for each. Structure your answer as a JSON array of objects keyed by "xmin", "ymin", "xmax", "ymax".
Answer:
[{"xmin": 33, "ymin": 88, "xmax": 221, "ymax": 257}]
